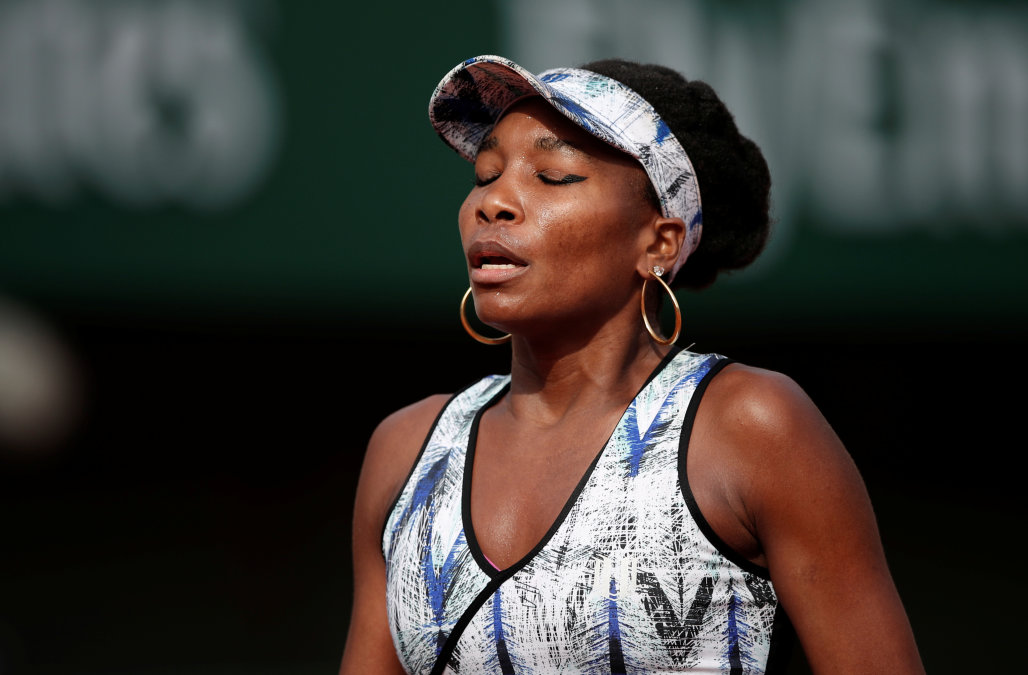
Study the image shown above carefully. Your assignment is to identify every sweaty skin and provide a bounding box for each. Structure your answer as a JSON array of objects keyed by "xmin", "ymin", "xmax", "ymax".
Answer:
[{"xmin": 339, "ymin": 99, "xmax": 924, "ymax": 675}]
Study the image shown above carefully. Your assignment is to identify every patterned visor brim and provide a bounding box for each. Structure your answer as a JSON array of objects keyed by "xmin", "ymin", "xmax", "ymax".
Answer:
[{"xmin": 429, "ymin": 54, "xmax": 702, "ymax": 279}]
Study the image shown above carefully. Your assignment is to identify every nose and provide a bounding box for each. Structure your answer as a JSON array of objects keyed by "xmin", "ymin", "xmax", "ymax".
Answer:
[{"xmin": 476, "ymin": 174, "xmax": 523, "ymax": 225}]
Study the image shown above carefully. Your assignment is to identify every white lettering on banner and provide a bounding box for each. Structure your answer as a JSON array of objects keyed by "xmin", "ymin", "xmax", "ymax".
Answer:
[
  {"xmin": 790, "ymin": 3, "xmax": 1028, "ymax": 233},
  {"xmin": 502, "ymin": 0, "xmax": 1028, "ymax": 247},
  {"xmin": 0, "ymin": 0, "xmax": 281, "ymax": 210}
]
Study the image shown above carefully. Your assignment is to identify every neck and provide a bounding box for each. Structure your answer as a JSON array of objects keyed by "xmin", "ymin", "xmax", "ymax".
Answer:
[{"xmin": 503, "ymin": 319, "xmax": 671, "ymax": 427}]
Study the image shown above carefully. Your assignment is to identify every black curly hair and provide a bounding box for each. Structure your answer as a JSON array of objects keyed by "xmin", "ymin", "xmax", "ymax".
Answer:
[{"xmin": 580, "ymin": 58, "xmax": 772, "ymax": 290}]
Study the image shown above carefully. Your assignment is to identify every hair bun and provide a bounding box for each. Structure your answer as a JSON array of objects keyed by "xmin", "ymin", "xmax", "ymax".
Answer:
[{"xmin": 581, "ymin": 59, "xmax": 772, "ymax": 290}]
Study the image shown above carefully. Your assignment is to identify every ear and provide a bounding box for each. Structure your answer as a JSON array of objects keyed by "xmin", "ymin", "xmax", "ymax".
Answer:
[{"xmin": 636, "ymin": 216, "xmax": 686, "ymax": 279}]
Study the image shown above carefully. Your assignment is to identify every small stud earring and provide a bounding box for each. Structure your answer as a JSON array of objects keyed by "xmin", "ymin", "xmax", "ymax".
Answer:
[{"xmin": 652, "ymin": 265, "xmax": 665, "ymax": 277}]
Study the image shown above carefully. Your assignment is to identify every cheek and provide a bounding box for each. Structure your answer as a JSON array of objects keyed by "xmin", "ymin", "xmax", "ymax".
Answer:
[
  {"xmin": 540, "ymin": 193, "xmax": 641, "ymax": 259},
  {"xmin": 533, "ymin": 199, "xmax": 596, "ymax": 257},
  {"xmin": 533, "ymin": 198, "xmax": 578, "ymax": 233},
  {"xmin": 457, "ymin": 192, "xmax": 477, "ymax": 240},
  {"xmin": 458, "ymin": 191, "xmax": 476, "ymax": 220}
]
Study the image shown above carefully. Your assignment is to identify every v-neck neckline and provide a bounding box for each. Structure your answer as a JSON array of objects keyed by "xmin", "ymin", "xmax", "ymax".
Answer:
[{"xmin": 461, "ymin": 346, "xmax": 683, "ymax": 579}]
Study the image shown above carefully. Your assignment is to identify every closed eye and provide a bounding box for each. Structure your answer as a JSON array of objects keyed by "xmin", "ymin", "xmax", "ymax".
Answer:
[
  {"xmin": 539, "ymin": 173, "xmax": 587, "ymax": 185},
  {"xmin": 473, "ymin": 171, "xmax": 501, "ymax": 187}
]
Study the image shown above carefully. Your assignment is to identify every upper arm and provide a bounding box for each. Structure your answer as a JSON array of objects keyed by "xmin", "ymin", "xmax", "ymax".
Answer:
[
  {"xmin": 707, "ymin": 366, "xmax": 925, "ymax": 674},
  {"xmin": 338, "ymin": 394, "xmax": 451, "ymax": 675}
]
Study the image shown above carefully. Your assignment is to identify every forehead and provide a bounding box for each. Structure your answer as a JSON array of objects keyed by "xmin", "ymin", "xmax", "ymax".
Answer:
[{"xmin": 479, "ymin": 97, "xmax": 638, "ymax": 167}]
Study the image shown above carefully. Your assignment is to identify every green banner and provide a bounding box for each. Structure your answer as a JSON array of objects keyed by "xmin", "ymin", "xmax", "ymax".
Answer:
[{"xmin": 1, "ymin": 0, "xmax": 1025, "ymax": 336}]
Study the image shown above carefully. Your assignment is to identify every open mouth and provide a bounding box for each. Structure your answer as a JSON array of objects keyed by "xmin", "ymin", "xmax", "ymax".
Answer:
[
  {"xmin": 467, "ymin": 241, "xmax": 528, "ymax": 275},
  {"xmin": 478, "ymin": 256, "xmax": 520, "ymax": 270}
]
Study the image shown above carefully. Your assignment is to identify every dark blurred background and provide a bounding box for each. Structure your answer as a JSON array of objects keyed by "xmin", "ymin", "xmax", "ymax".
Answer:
[{"xmin": 1, "ymin": 1, "xmax": 1026, "ymax": 673}]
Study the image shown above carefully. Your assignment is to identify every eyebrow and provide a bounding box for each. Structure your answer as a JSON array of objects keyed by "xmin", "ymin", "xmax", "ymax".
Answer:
[
  {"xmin": 477, "ymin": 133, "xmax": 589, "ymax": 158},
  {"xmin": 535, "ymin": 136, "xmax": 583, "ymax": 154}
]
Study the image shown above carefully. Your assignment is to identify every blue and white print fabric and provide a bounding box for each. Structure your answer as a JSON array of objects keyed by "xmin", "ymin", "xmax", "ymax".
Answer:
[
  {"xmin": 382, "ymin": 350, "xmax": 784, "ymax": 674},
  {"xmin": 429, "ymin": 55, "xmax": 703, "ymax": 280}
]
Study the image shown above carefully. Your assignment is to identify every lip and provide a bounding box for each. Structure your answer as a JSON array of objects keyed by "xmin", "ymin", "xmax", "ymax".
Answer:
[{"xmin": 467, "ymin": 239, "xmax": 529, "ymax": 284}]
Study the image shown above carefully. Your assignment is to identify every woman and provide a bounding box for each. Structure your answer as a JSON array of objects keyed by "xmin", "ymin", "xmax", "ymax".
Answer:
[{"xmin": 340, "ymin": 55, "xmax": 924, "ymax": 674}]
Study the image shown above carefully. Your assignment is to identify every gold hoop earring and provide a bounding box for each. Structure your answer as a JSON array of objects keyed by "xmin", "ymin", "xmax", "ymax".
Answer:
[
  {"xmin": 460, "ymin": 287, "xmax": 512, "ymax": 345},
  {"xmin": 641, "ymin": 266, "xmax": 682, "ymax": 346}
]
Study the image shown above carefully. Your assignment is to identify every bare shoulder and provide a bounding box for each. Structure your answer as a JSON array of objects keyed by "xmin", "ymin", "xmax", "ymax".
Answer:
[
  {"xmin": 690, "ymin": 362, "xmax": 855, "ymax": 562},
  {"xmin": 705, "ymin": 362, "xmax": 824, "ymax": 426},
  {"xmin": 366, "ymin": 393, "xmax": 453, "ymax": 463},
  {"xmin": 341, "ymin": 394, "xmax": 452, "ymax": 675},
  {"xmin": 354, "ymin": 393, "xmax": 453, "ymax": 532},
  {"xmin": 699, "ymin": 362, "xmax": 844, "ymax": 465},
  {"xmin": 700, "ymin": 361, "xmax": 867, "ymax": 521},
  {"xmin": 700, "ymin": 362, "xmax": 882, "ymax": 603},
  {"xmin": 699, "ymin": 365, "xmax": 925, "ymax": 672}
]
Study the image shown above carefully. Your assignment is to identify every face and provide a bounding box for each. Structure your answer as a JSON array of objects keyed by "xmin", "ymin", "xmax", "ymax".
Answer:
[{"xmin": 459, "ymin": 97, "xmax": 661, "ymax": 338}]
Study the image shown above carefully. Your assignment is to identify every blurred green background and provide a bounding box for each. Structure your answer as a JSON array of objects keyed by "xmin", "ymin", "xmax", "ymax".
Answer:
[{"xmin": 1, "ymin": 0, "xmax": 1025, "ymax": 673}]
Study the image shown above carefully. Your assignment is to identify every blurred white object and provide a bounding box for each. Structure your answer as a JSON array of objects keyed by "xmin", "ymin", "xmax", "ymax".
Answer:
[{"xmin": 0, "ymin": 297, "xmax": 81, "ymax": 458}]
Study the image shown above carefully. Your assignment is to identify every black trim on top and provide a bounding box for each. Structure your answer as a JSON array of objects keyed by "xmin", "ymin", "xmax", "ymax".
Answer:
[
  {"xmin": 436, "ymin": 346, "xmax": 686, "ymax": 672},
  {"xmin": 378, "ymin": 380, "xmax": 483, "ymax": 557},
  {"xmin": 642, "ymin": 344, "xmax": 685, "ymax": 390},
  {"xmin": 462, "ymin": 345, "xmax": 684, "ymax": 579},
  {"xmin": 432, "ymin": 440, "xmax": 612, "ymax": 674},
  {"xmin": 435, "ymin": 439, "xmax": 609, "ymax": 675},
  {"xmin": 461, "ymin": 383, "xmax": 511, "ymax": 580},
  {"xmin": 677, "ymin": 357, "xmax": 774, "ymax": 579},
  {"xmin": 428, "ymin": 569, "xmax": 511, "ymax": 675}
]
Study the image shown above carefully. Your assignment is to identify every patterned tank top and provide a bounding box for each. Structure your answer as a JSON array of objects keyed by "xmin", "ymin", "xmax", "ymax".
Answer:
[{"xmin": 382, "ymin": 348, "xmax": 793, "ymax": 674}]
